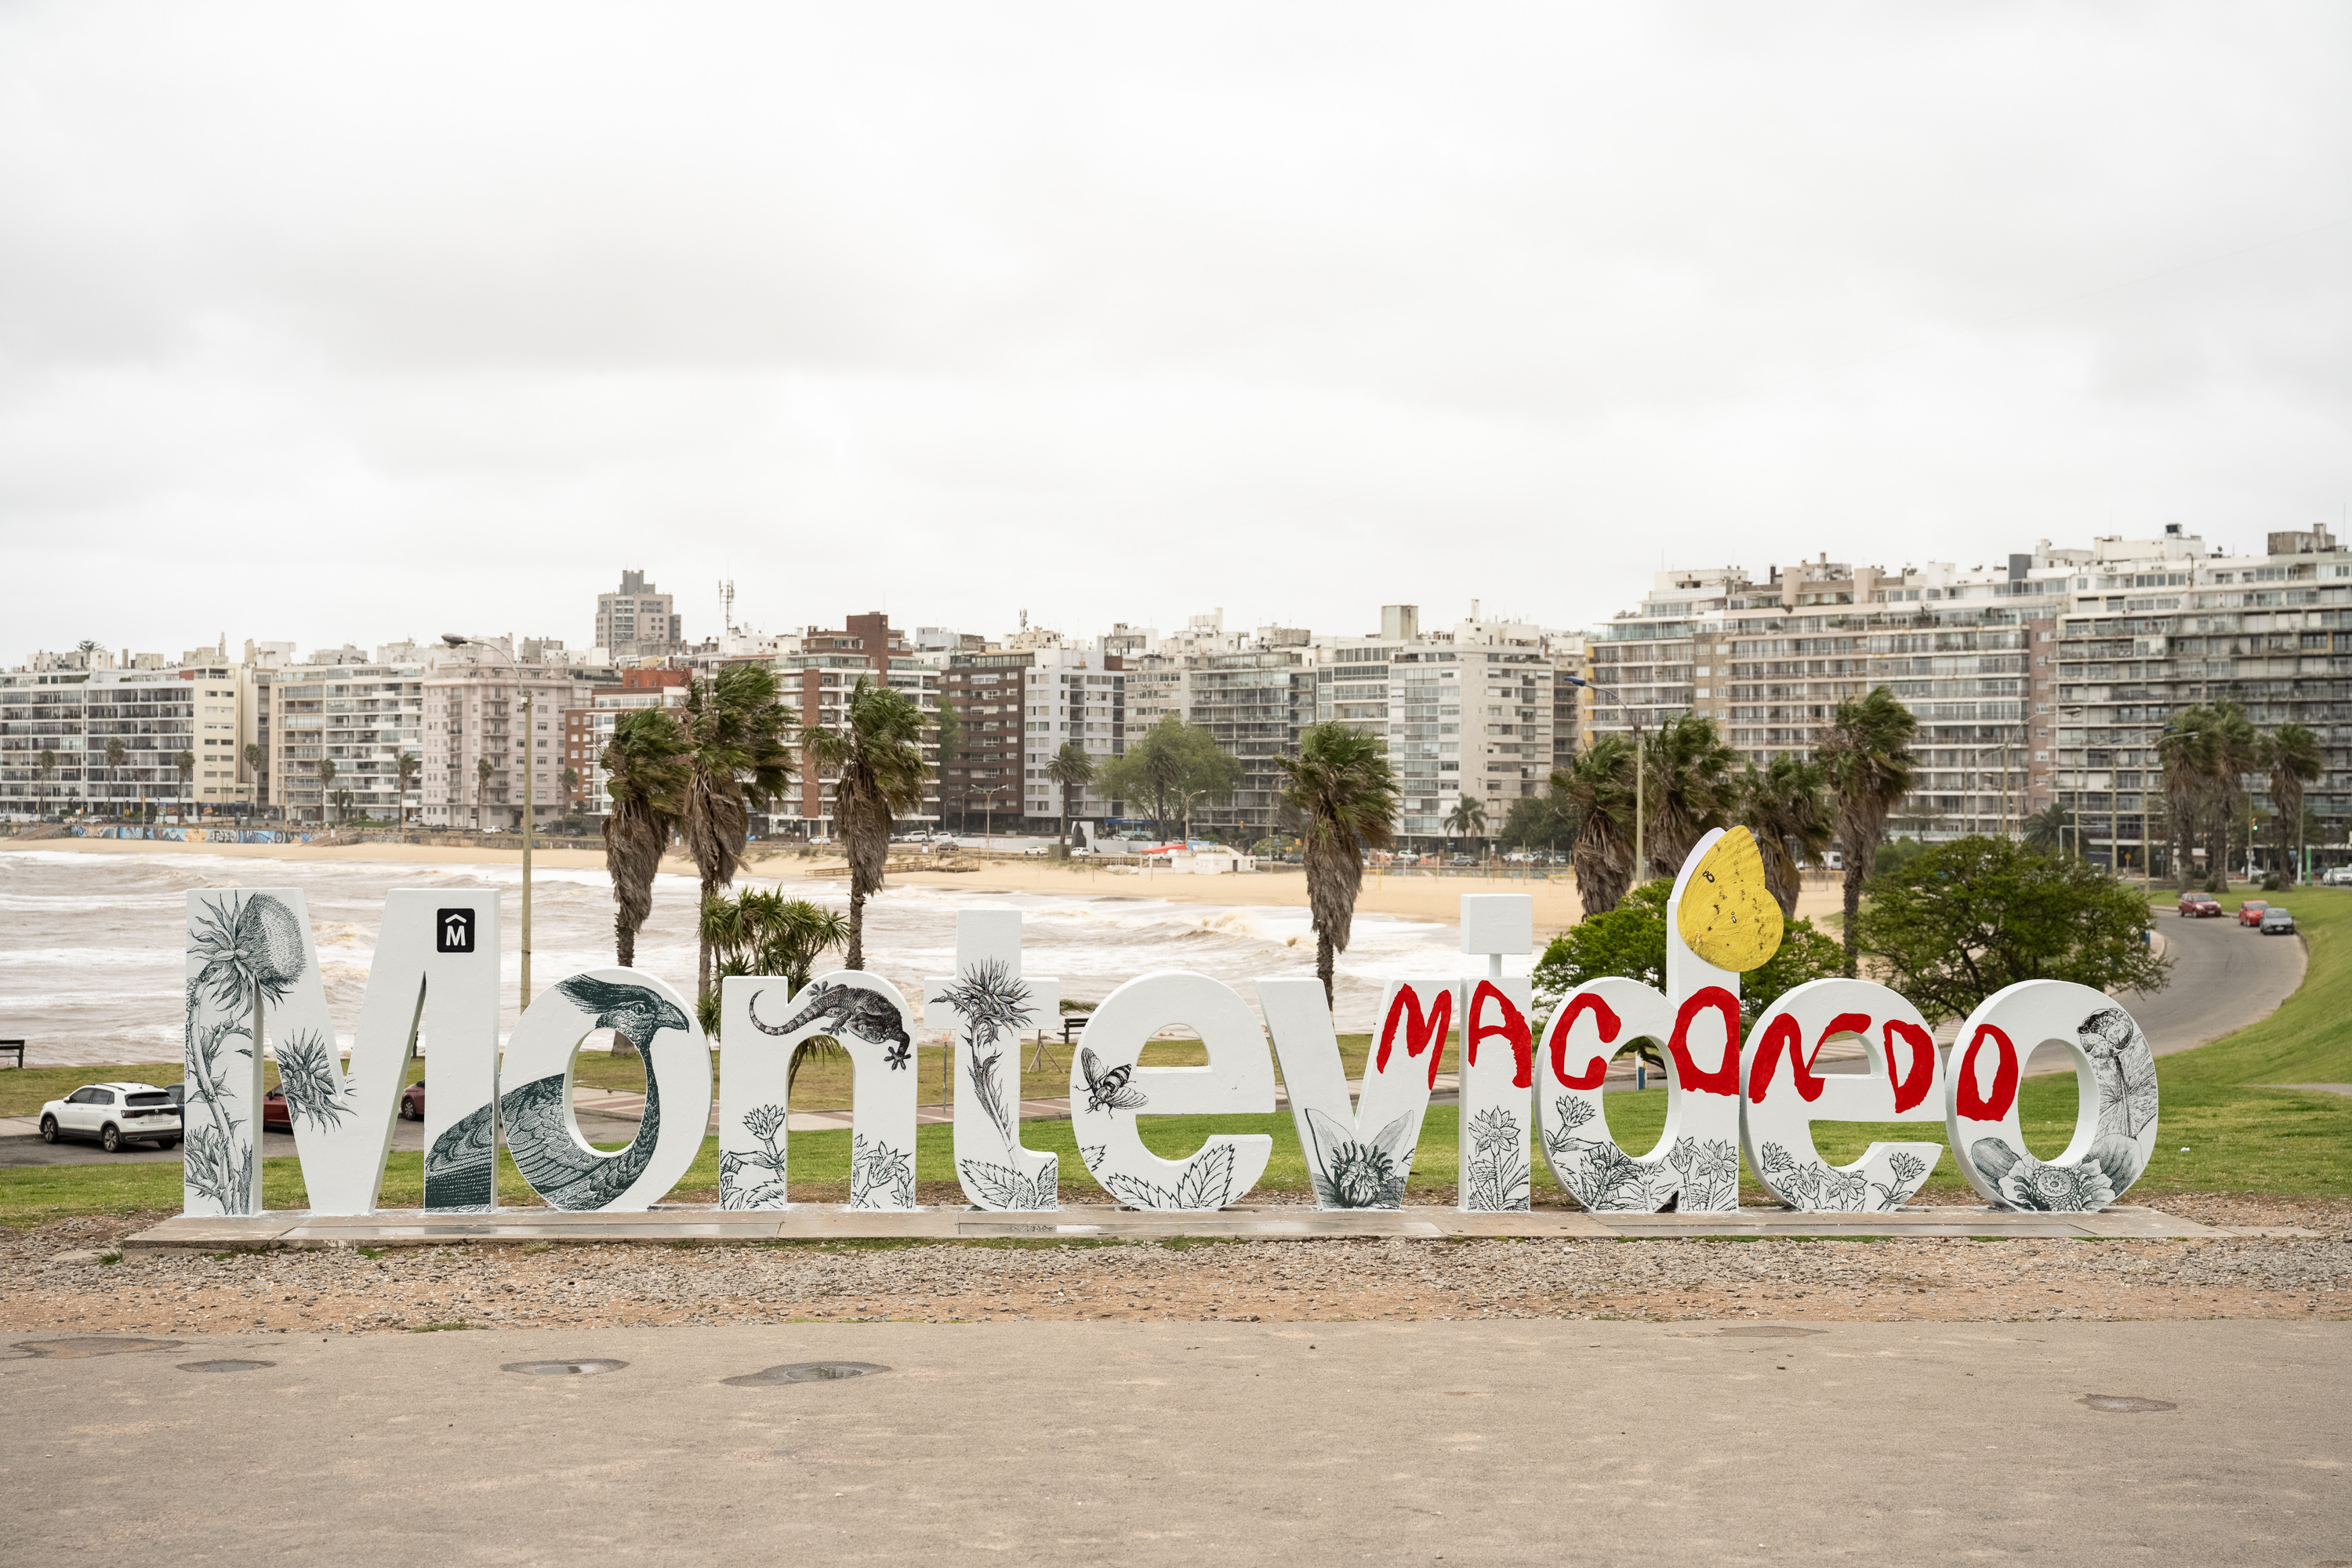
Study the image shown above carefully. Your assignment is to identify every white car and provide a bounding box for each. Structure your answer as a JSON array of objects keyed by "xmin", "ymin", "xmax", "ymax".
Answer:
[{"xmin": 38, "ymin": 1081, "xmax": 182, "ymax": 1153}]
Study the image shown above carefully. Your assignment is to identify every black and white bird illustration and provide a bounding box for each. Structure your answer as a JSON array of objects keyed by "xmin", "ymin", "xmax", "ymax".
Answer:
[
  {"xmin": 423, "ymin": 976, "xmax": 692, "ymax": 1212},
  {"xmin": 749, "ymin": 981, "xmax": 911, "ymax": 1055},
  {"xmin": 1079, "ymin": 1046, "xmax": 1147, "ymax": 1114}
]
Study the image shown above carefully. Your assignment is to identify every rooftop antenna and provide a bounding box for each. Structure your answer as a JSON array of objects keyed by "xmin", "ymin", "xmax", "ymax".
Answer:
[{"xmin": 720, "ymin": 579, "xmax": 735, "ymax": 635}]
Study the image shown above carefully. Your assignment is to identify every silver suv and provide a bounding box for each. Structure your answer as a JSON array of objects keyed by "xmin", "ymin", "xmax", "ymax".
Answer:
[{"xmin": 38, "ymin": 1082, "xmax": 183, "ymax": 1153}]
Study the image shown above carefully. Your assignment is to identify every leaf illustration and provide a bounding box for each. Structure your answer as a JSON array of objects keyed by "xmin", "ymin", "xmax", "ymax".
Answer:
[
  {"xmin": 960, "ymin": 1159, "xmax": 1030, "ymax": 1209},
  {"xmin": 1175, "ymin": 1143, "xmax": 1236, "ymax": 1210}
]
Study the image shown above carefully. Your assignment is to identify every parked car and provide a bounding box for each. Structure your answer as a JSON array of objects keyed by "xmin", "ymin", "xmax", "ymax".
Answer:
[
  {"xmin": 2324, "ymin": 867, "xmax": 2352, "ymax": 887},
  {"xmin": 2237, "ymin": 899, "xmax": 2270, "ymax": 927},
  {"xmin": 260, "ymin": 1087, "xmax": 292, "ymax": 1131},
  {"xmin": 2176, "ymin": 891, "xmax": 2223, "ymax": 917},
  {"xmin": 401, "ymin": 1080, "xmax": 426, "ymax": 1120},
  {"xmin": 37, "ymin": 1081, "xmax": 181, "ymax": 1152},
  {"xmin": 2260, "ymin": 906, "xmax": 2297, "ymax": 935}
]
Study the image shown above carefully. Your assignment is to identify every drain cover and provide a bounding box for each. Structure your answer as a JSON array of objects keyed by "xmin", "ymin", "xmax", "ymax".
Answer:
[
  {"xmin": 14, "ymin": 1337, "xmax": 183, "ymax": 1359},
  {"xmin": 724, "ymin": 1361, "xmax": 891, "ymax": 1386},
  {"xmin": 180, "ymin": 1359, "xmax": 274, "ymax": 1374},
  {"xmin": 1713, "ymin": 1326, "xmax": 1825, "ymax": 1338},
  {"xmin": 2078, "ymin": 1393, "xmax": 2176, "ymax": 1413},
  {"xmin": 502, "ymin": 1359, "xmax": 629, "ymax": 1376}
]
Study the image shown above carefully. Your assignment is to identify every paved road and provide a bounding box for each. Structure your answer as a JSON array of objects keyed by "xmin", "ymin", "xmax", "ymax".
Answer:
[
  {"xmin": 2122, "ymin": 911, "xmax": 2307, "ymax": 1057},
  {"xmin": 1, "ymin": 1319, "xmax": 2341, "ymax": 1564},
  {"xmin": 0, "ymin": 1109, "xmax": 648, "ymax": 1169}
]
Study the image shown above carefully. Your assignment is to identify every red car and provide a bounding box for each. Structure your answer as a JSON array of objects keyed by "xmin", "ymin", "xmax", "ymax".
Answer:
[
  {"xmin": 262, "ymin": 1080, "xmax": 426, "ymax": 1130},
  {"xmin": 2237, "ymin": 899, "xmax": 2270, "ymax": 927},
  {"xmin": 2176, "ymin": 892, "xmax": 2223, "ymax": 917}
]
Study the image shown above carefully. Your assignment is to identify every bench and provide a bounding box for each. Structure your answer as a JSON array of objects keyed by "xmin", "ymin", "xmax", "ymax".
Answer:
[{"xmin": 0, "ymin": 1040, "xmax": 23, "ymax": 1069}]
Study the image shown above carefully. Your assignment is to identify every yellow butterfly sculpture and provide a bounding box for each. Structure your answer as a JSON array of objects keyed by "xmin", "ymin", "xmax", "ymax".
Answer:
[{"xmin": 1675, "ymin": 826, "xmax": 1784, "ymax": 971}]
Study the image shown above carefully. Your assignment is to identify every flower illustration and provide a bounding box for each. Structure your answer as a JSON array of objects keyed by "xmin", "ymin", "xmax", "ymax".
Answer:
[
  {"xmin": 190, "ymin": 892, "xmax": 307, "ymax": 1009},
  {"xmin": 1304, "ymin": 1109, "xmax": 1412, "ymax": 1209},
  {"xmin": 1470, "ymin": 1105, "xmax": 1517, "ymax": 1152},
  {"xmin": 1998, "ymin": 1158, "xmax": 2115, "ymax": 1213}
]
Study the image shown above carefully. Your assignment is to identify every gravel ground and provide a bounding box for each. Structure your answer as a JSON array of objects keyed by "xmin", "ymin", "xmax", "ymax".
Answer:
[{"xmin": 2, "ymin": 1196, "xmax": 2345, "ymax": 1338}]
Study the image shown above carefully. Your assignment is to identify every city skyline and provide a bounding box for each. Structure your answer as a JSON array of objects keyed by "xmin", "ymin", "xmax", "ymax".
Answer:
[{"xmin": 5, "ymin": 5, "xmax": 2347, "ymax": 656}]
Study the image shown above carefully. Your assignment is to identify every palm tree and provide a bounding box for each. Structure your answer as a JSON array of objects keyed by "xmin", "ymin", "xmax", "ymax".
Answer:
[
  {"xmin": 2203, "ymin": 701, "xmax": 2259, "ymax": 884},
  {"xmin": 1444, "ymin": 794, "xmax": 1487, "ymax": 858},
  {"xmin": 1556, "ymin": 734, "xmax": 1638, "ymax": 915},
  {"xmin": 695, "ymin": 887, "xmax": 851, "ymax": 1058},
  {"xmin": 174, "ymin": 750, "xmax": 196, "ymax": 819},
  {"xmin": 1736, "ymin": 754, "xmax": 1832, "ymax": 919},
  {"xmin": 395, "ymin": 752, "xmax": 421, "ymax": 831},
  {"xmin": 2264, "ymin": 722, "xmax": 2323, "ymax": 882},
  {"xmin": 2157, "ymin": 706, "xmax": 2215, "ymax": 890},
  {"xmin": 679, "ymin": 664, "xmax": 800, "ymax": 1003},
  {"xmin": 1817, "ymin": 687, "xmax": 1918, "ymax": 977},
  {"xmin": 474, "ymin": 756, "xmax": 492, "ymax": 829},
  {"xmin": 315, "ymin": 756, "xmax": 338, "ymax": 827},
  {"xmin": 33, "ymin": 749, "xmax": 55, "ymax": 820},
  {"xmin": 1272, "ymin": 722, "xmax": 1399, "ymax": 1006},
  {"xmin": 1046, "ymin": 740, "xmax": 1095, "ymax": 849},
  {"xmin": 331, "ymin": 787, "xmax": 353, "ymax": 824},
  {"xmin": 242, "ymin": 742, "xmax": 263, "ymax": 811},
  {"xmin": 1640, "ymin": 713, "xmax": 1739, "ymax": 877},
  {"xmin": 103, "ymin": 737, "xmax": 126, "ymax": 818},
  {"xmin": 601, "ymin": 706, "xmax": 688, "ymax": 971},
  {"xmin": 559, "ymin": 765, "xmax": 580, "ymax": 817},
  {"xmin": 2022, "ymin": 801, "xmax": 2074, "ymax": 855},
  {"xmin": 805, "ymin": 676, "xmax": 927, "ymax": 973}
]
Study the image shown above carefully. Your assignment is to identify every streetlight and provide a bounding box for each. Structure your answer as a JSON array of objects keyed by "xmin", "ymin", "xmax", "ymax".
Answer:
[
  {"xmin": 445, "ymin": 633, "xmax": 535, "ymax": 1006},
  {"xmin": 1563, "ymin": 676, "xmax": 1642, "ymax": 878}
]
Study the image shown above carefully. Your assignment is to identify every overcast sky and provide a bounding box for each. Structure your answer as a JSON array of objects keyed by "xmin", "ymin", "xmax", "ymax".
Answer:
[{"xmin": 4, "ymin": 2, "xmax": 2347, "ymax": 660}]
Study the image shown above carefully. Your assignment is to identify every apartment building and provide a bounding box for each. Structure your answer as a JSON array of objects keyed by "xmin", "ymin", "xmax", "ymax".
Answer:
[
  {"xmin": 0, "ymin": 657, "xmax": 257, "ymax": 818},
  {"xmin": 264, "ymin": 661, "xmax": 424, "ymax": 823},
  {"xmin": 1018, "ymin": 648, "xmax": 1127, "ymax": 826},
  {"xmin": 2055, "ymin": 523, "xmax": 2352, "ymax": 876},
  {"xmin": 938, "ymin": 648, "xmax": 1033, "ymax": 828},
  {"xmin": 594, "ymin": 570, "xmax": 684, "ymax": 661},
  {"xmin": 420, "ymin": 647, "xmax": 586, "ymax": 829},
  {"xmin": 563, "ymin": 669, "xmax": 690, "ymax": 818},
  {"xmin": 773, "ymin": 612, "xmax": 938, "ymax": 836}
]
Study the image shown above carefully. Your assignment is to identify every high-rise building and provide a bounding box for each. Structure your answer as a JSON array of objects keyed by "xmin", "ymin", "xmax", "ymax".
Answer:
[
  {"xmin": 1018, "ymin": 649, "xmax": 1125, "ymax": 828},
  {"xmin": 263, "ymin": 660, "xmax": 424, "ymax": 823},
  {"xmin": 420, "ymin": 647, "xmax": 587, "ymax": 829},
  {"xmin": 772, "ymin": 612, "xmax": 938, "ymax": 836},
  {"xmin": 563, "ymin": 668, "xmax": 690, "ymax": 818},
  {"xmin": 0, "ymin": 661, "xmax": 256, "ymax": 818},
  {"xmin": 594, "ymin": 570, "xmax": 684, "ymax": 660}
]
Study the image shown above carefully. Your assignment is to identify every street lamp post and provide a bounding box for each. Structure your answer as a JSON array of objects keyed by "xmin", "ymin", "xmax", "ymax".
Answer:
[
  {"xmin": 445, "ymin": 634, "xmax": 535, "ymax": 1006},
  {"xmin": 1565, "ymin": 677, "xmax": 1642, "ymax": 878}
]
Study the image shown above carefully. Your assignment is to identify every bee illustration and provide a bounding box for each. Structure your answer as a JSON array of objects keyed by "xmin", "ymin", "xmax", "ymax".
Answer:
[
  {"xmin": 1079, "ymin": 1046, "xmax": 1148, "ymax": 1114},
  {"xmin": 884, "ymin": 1040, "xmax": 912, "ymax": 1072}
]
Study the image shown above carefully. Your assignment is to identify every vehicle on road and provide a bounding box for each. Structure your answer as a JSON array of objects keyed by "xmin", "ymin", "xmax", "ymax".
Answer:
[
  {"xmin": 37, "ymin": 1082, "xmax": 181, "ymax": 1152},
  {"xmin": 2260, "ymin": 906, "xmax": 2297, "ymax": 935},
  {"xmin": 401, "ymin": 1080, "xmax": 425, "ymax": 1120},
  {"xmin": 2324, "ymin": 867, "xmax": 2352, "ymax": 887},
  {"xmin": 2238, "ymin": 899, "xmax": 2270, "ymax": 927},
  {"xmin": 2177, "ymin": 891, "xmax": 2223, "ymax": 917}
]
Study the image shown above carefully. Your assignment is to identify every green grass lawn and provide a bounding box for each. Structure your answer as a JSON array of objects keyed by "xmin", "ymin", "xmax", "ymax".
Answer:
[{"xmin": 7, "ymin": 884, "xmax": 2347, "ymax": 1224}]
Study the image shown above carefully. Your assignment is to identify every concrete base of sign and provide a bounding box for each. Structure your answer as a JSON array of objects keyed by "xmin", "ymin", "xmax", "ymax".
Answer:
[{"xmin": 122, "ymin": 1203, "xmax": 2233, "ymax": 1250}]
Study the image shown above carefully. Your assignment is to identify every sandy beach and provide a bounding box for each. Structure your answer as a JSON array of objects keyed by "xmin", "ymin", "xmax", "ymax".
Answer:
[{"xmin": 13, "ymin": 833, "xmax": 1847, "ymax": 935}]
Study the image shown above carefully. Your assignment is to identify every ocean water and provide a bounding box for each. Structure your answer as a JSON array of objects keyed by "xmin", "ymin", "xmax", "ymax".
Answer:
[{"xmin": 0, "ymin": 850, "xmax": 1529, "ymax": 1067}]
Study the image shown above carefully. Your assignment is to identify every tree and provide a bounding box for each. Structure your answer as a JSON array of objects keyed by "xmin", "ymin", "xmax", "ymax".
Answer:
[
  {"xmin": 33, "ymin": 749, "xmax": 55, "ymax": 819},
  {"xmin": 2022, "ymin": 802, "xmax": 2074, "ymax": 855},
  {"xmin": 1853, "ymin": 836, "xmax": 2169, "ymax": 1021},
  {"xmin": 1443, "ymin": 794, "xmax": 1488, "ymax": 856},
  {"xmin": 242, "ymin": 742, "xmax": 263, "ymax": 808},
  {"xmin": 1555, "ymin": 734, "xmax": 1638, "ymax": 916},
  {"xmin": 695, "ymin": 885, "xmax": 850, "ymax": 1055},
  {"xmin": 173, "ymin": 750, "xmax": 195, "ymax": 817},
  {"xmin": 2263, "ymin": 722, "xmax": 2323, "ymax": 882},
  {"xmin": 1496, "ymin": 783, "xmax": 1578, "ymax": 855},
  {"xmin": 396, "ymin": 752, "xmax": 422, "ymax": 831},
  {"xmin": 1531, "ymin": 878, "xmax": 1843, "ymax": 1033},
  {"xmin": 331, "ymin": 787, "xmax": 353, "ymax": 824},
  {"xmin": 103, "ymin": 736, "xmax": 126, "ymax": 816},
  {"xmin": 1100, "ymin": 717, "xmax": 1242, "ymax": 842},
  {"xmin": 1272, "ymin": 722, "xmax": 1399, "ymax": 1006},
  {"xmin": 805, "ymin": 675, "xmax": 925, "ymax": 973},
  {"xmin": 601, "ymin": 706, "xmax": 688, "ymax": 972},
  {"xmin": 1817, "ymin": 686, "xmax": 1918, "ymax": 977},
  {"xmin": 1640, "ymin": 713, "xmax": 1739, "ymax": 877},
  {"xmin": 1046, "ymin": 740, "xmax": 1095, "ymax": 848},
  {"xmin": 2157, "ymin": 707, "xmax": 2216, "ymax": 891},
  {"xmin": 678, "ymin": 665, "xmax": 800, "ymax": 1003},
  {"xmin": 559, "ymin": 764, "xmax": 580, "ymax": 815},
  {"xmin": 318, "ymin": 756, "xmax": 339, "ymax": 827},
  {"xmin": 2202, "ymin": 701, "xmax": 2259, "ymax": 883},
  {"xmin": 1735, "ymin": 755, "xmax": 1833, "ymax": 920},
  {"xmin": 473, "ymin": 755, "xmax": 491, "ymax": 829}
]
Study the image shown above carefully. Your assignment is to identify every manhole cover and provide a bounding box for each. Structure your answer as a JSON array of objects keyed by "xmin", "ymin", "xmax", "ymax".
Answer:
[
  {"xmin": 502, "ymin": 1359, "xmax": 629, "ymax": 1377},
  {"xmin": 14, "ymin": 1337, "xmax": 183, "ymax": 1360},
  {"xmin": 179, "ymin": 1359, "xmax": 274, "ymax": 1374},
  {"xmin": 724, "ymin": 1361, "xmax": 891, "ymax": 1386},
  {"xmin": 1712, "ymin": 1326, "xmax": 1825, "ymax": 1338},
  {"xmin": 2078, "ymin": 1393, "xmax": 2176, "ymax": 1414}
]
